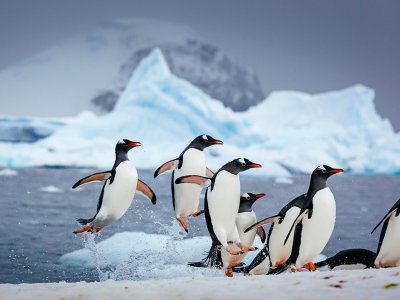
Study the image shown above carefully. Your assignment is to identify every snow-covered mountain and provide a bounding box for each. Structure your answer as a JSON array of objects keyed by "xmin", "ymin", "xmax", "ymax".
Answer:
[
  {"xmin": 0, "ymin": 49, "xmax": 399, "ymax": 176},
  {"xmin": 0, "ymin": 19, "xmax": 264, "ymax": 116}
]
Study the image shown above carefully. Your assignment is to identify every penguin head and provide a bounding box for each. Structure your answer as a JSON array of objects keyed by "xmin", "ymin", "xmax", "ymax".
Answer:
[
  {"xmin": 223, "ymin": 158, "xmax": 262, "ymax": 175},
  {"xmin": 239, "ymin": 193, "xmax": 266, "ymax": 213},
  {"xmin": 189, "ymin": 134, "xmax": 223, "ymax": 150},
  {"xmin": 115, "ymin": 139, "xmax": 141, "ymax": 153},
  {"xmin": 312, "ymin": 165, "xmax": 344, "ymax": 180}
]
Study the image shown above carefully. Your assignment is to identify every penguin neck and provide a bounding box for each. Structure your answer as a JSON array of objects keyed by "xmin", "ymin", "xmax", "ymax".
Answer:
[
  {"xmin": 238, "ymin": 201, "xmax": 254, "ymax": 213},
  {"xmin": 306, "ymin": 175, "xmax": 327, "ymax": 199},
  {"xmin": 114, "ymin": 151, "xmax": 129, "ymax": 169}
]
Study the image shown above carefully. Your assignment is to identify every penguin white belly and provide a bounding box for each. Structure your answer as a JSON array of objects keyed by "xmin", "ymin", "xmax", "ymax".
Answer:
[
  {"xmin": 269, "ymin": 207, "xmax": 300, "ymax": 267},
  {"xmin": 208, "ymin": 171, "xmax": 241, "ymax": 247},
  {"xmin": 173, "ymin": 149, "xmax": 206, "ymax": 217},
  {"xmin": 296, "ymin": 187, "xmax": 336, "ymax": 267},
  {"xmin": 375, "ymin": 214, "xmax": 400, "ymax": 267},
  {"xmin": 222, "ymin": 211, "xmax": 257, "ymax": 267},
  {"xmin": 92, "ymin": 161, "xmax": 138, "ymax": 227},
  {"xmin": 331, "ymin": 264, "xmax": 366, "ymax": 271}
]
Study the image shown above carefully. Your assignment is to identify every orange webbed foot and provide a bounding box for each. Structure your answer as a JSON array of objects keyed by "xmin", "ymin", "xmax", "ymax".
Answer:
[{"xmin": 304, "ymin": 262, "xmax": 316, "ymax": 272}]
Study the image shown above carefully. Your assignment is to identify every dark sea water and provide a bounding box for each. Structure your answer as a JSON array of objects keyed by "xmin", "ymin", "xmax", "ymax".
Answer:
[{"xmin": 0, "ymin": 168, "xmax": 399, "ymax": 284}]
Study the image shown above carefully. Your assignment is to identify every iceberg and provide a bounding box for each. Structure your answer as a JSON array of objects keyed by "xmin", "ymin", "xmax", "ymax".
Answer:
[{"xmin": 0, "ymin": 48, "xmax": 399, "ymax": 176}]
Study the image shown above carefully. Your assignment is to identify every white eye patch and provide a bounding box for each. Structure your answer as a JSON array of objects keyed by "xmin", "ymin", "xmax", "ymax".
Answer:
[
  {"xmin": 202, "ymin": 134, "xmax": 208, "ymax": 140},
  {"xmin": 242, "ymin": 193, "xmax": 250, "ymax": 198},
  {"xmin": 117, "ymin": 139, "xmax": 125, "ymax": 144},
  {"xmin": 238, "ymin": 158, "xmax": 245, "ymax": 164},
  {"xmin": 317, "ymin": 165, "xmax": 326, "ymax": 171}
]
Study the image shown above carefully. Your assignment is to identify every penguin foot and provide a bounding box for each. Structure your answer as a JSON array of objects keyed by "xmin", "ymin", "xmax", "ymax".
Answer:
[
  {"xmin": 236, "ymin": 242, "xmax": 256, "ymax": 252},
  {"xmin": 274, "ymin": 259, "xmax": 287, "ymax": 268},
  {"xmin": 226, "ymin": 246, "xmax": 242, "ymax": 255},
  {"xmin": 176, "ymin": 217, "xmax": 188, "ymax": 233},
  {"xmin": 73, "ymin": 225, "xmax": 103, "ymax": 234},
  {"xmin": 375, "ymin": 263, "xmax": 382, "ymax": 269},
  {"xmin": 304, "ymin": 262, "xmax": 316, "ymax": 272},
  {"xmin": 73, "ymin": 225, "xmax": 92, "ymax": 234},
  {"xmin": 190, "ymin": 210, "xmax": 205, "ymax": 217},
  {"xmin": 225, "ymin": 269, "xmax": 234, "ymax": 277}
]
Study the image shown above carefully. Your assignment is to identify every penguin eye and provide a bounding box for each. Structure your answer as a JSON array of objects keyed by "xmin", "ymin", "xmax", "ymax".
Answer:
[
  {"xmin": 241, "ymin": 162, "xmax": 246, "ymax": 167},
  {"xmin": 321, "ymin": 169, "xmax": 326, "ymax": 173},
  {"xmin": 246, "ymin": 196, "xmax": 250, "ymax": 200}
]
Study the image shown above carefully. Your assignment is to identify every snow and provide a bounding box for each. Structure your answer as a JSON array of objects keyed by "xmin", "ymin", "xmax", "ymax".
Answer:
[
  {"xmin": 1, "ymin": 267, "xmax": 399, "ymax": 300},
  {"xmin": 39, "ymin": 185, "xmax": 64, "ymax": 193},
  {"xmin": 0, "ymin": 49, "xmax": 399, "ymax": 176}
]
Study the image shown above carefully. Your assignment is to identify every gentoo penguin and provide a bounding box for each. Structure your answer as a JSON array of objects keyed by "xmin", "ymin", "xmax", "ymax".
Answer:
[
  {"xmin": 188, "ymin": 193, "xmax": 266, "ymax": 275},
  {"xmin": 72, "ymin": 139, "xmax": 156, "ymax": 234},
  {"xmin": 283, "ymin": 165, "xmax": 343, "ymax": 272},
  {"xmin": 240, "ymin": 194, "xmax": 306, "ymax": 275},
  {"xmin": 154, "ymin": 134, "xmax": 222, "ymax": 233},
  {"xmin": 371, "ymin": 198, "xmax": 400, "ymax": 268},
  {"xmin": 176, "ymin": 158, "xmax": 262, "ymax": 274},
  {"xmin": 314, "ymin": 249, "xmax": 376, "ymax": 271}
]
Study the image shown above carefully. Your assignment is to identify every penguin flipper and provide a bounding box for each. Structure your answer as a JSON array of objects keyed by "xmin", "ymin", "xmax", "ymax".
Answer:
[
  {"xmin": 72, "ymin": 170, "xmax": 113, "ymax": 189},
  {"xmin": 284, "ymin": 209, "xmax": 308, "ymax": 245},
  {"xmin": 154, "ymin": 158, "xmax": 180, "ymax": 178},
  {"xmin": 137, "ymin": 179, "xmax": 157, "ymax": 205},
  {"xmin": 256, "ymin": 227, "xmax": 267, "ymax": 243},
  {"xmin": 244, "ymin": 214, "xmax": 281, "ymax": 233},
  {"xmin": 175, "ymin": 175, "xmax": 212, "ymax": 187}
]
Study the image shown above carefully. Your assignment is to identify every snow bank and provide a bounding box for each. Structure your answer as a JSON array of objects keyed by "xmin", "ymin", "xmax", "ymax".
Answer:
[
  {"xmin": 1, "ymin": 49, "xmax": 399, "ymax": 176},
  {"xmin": 1, "ymin": 267, "xmax": 399, "ymax": 300},
  {"xmin": 0, "ymin": 168, "xmax": 18, "ymax": 176}
]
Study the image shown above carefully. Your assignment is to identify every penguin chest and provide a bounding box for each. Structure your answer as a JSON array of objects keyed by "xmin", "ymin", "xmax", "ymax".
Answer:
[
  {"xmin": 208, "ymin": 171, "xmax": 240, "ymax": 237},
  {"xmin": 269, "ymin": 207, "xmax": 300, "ymax": 265},
  {"xmin": 376, "ymin": 214, "xmax": 400, "ymax": 267},
  {"xmin": 298, "ymin": 188, "xmax": 336, "ymax": 264},
  {"xmin": 96, "ymin": 161, "xmax": 138, "ymax": 225},
  {"xmin": 173, "ymin": 149, "xmax": 206, "ymax": 216},
  {"xmin": 236, "ymin": 211, "xmax": 257, "ymax": 246}
]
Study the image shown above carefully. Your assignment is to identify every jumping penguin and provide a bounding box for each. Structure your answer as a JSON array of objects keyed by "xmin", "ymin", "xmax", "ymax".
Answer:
[
  {"xmin": 371, "ymin": 198, "xmax": 400, "ymax": 268},
  {"xmin": 314, "ymin": 249, "xmax": 376, "ymax": 271},
  {"xmin": 189, "ymin": 192, "xmax": 266, "ymax": 276},
  {"xmin": 154, "ymin": 134, "xmax": 222, "ymax": 233},
  {"xmin": 72, "ymin": 139, "xmax": 156, "ymax": 234},
  {"xmin": 175, "ymin": 158, "xmax": 262, "ymax": 275},
  {"xmin": 240, "ymin": 194, "xmax": 305, "ymax": 274},
  {"xmin": 283, "ymin": 165, "xmax": 343, "ymax": 272}
]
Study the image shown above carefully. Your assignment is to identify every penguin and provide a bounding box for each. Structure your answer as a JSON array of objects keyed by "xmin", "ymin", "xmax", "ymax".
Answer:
[
  {"xmin": 239, "ymin": 193, "xmax": 305, "ymax": 275},
  {"xmin": 175, "ymin": 158, "xmax": 262, "ymax": 275},
  {"xmin": 72, "ymin": 139, "xmax": 156, "ymax": 234},
  {"xmin": 283, "ymin": 165, "xmax": 343, "ymax": 272},
  {"xmin": 154, "ymin": 134, "xmax": 222, "ymax": 233},
  {"xmin": 188, "ymin": 193, "xmax": 266, "ymax": 275},
  {"xmin": 371, "ymin": 198, "xmax": 400, "ymax": 268},
  {"xmin": 314, "ymin": 249, "xmax": 376, "ymax": 271}
]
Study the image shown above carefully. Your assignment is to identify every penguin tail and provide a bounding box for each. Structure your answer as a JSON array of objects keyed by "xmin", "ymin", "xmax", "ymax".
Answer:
[
  {"xmin": 188, "ymin": 244, "xmax": 223, "ymax": 269},
  {"xmin": 267, "ymin": 263, "xmax": 290, "ymax": 275},
  {"xmin": 76, "ymin": 218, "xmax": 94, "ymax": 225}
]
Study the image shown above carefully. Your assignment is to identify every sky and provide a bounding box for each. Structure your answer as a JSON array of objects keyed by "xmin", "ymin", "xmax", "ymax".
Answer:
[{"xmin": 0, "ymin": 0, "xmax": 399, "ymax": 130}]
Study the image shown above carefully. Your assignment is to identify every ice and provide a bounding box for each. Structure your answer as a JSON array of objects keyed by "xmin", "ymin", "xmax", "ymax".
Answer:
[
  {"xmin": 0, "ymin": 49, "xmax": 399, "ymax": 176},
  {"xmin": 39, "ymin": 186, "xmax": 64, "ymax": 193},
  {"xmin": 0, "ymin": 168, "xmax": 18, "ymax": 176}
]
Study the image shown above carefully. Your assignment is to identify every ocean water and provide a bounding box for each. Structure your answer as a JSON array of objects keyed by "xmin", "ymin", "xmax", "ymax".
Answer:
[{"xmin": 0, "ymin": 168, "xmax": 399, "ymax": 284}]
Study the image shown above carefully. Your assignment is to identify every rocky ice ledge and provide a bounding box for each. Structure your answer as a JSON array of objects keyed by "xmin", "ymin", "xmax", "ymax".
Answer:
[{"xmin": 0, "ymin": 49, "xmax": 399, "ymax": 176}]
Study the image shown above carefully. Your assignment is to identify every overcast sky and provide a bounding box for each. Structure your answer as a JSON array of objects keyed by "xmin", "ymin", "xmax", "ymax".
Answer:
[{"xmin": 1, "ymin": 0, "xmax": 399, "ymax": 130}]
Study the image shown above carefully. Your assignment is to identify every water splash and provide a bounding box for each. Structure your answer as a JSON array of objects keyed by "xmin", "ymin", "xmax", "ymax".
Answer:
[{"xmin": 80, "ymin": 233, "xmax": 108, "ymax": 281}]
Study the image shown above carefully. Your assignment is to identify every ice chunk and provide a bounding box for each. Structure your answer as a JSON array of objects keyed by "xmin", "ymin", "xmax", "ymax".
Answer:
[
  {"xmin": 39, "ymin": 185, "xmax": 64, "ymax": 193},
  {"xmin": 0, "ymin": 168, "xmax": 18, "ymax": 176}
]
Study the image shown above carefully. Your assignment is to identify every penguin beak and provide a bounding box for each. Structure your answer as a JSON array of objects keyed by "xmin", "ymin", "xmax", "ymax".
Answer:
[
  {"xmin": 210, "ymin": 139, "xmax": 223, "ymax": 145},
  {"xmin": 248, "ymin": 163, "xmax": 262, "ymax": 168},
  {"xmin": 126, "ymin": 141, "xmax": 141, "ymax": 147},
  {"xmin": 329, "ymin": 168, "xmax": 344, "ymax": 173},
  {"xmin": 253, "ymin": 193, "xmax": 266, "ymax": 200}
]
